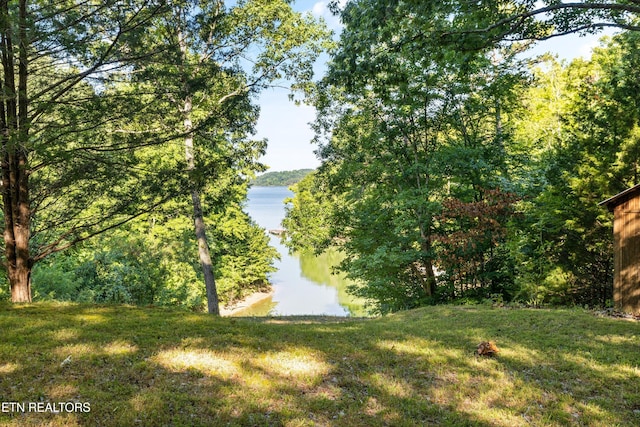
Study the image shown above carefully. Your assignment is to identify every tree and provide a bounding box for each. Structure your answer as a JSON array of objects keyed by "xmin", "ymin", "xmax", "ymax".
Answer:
[
  {"xmin": 1, "ymin": 0, "xmax": 170, "ymax": 303},
  {"xmin": 439, "ymin": 0, "xmax": 640, "ymax": 43},
  {"xmin": 327, "ymin": 0, "xmax": 640, "ymax": 50},
  {"xmin": 434, "ymin": 189, "xmax": 519, "ymax": 301},
  {"xmin": 505, "ymin": 31, "xmax": 640, "ymax": 306},
  {"xmin": 301, "ymin": 0, "xmax": 529, "ymax": 313},
  {"xmin": 1, "ymin": 0, "xmax": 328, "ymax": 308},
  {"xmin": 303, "ymin": 0, "xmax": 640, "ymax": 312},
  {"xmin": 133, "ymin": 0, "xmax": 329, "ymax": 314},
  {"xmin": 282, "ymin": 171, "xmax": 335, "ymax": 253}
]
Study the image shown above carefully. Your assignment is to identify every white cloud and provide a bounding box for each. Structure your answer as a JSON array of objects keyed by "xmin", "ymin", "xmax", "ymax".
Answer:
[
  {"xmin": 311, "ymin": 1, "xmax": 326, "ymax": 16},
  {"xmin": 309, "ymin": 0, "xmax": 346, "ymax": 31},
  {"xmin": 577, "ymin": 39, "xmax": 600, "ymax": 59},
  {"xmin": 311, "ymin": 0, "xmax": 348, "ymax": 15}
]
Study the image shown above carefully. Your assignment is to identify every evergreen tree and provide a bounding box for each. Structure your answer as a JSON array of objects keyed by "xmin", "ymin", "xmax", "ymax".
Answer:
[{"xmin": 1, "ymin": 0, "xmax": 169, "ymax": 302}]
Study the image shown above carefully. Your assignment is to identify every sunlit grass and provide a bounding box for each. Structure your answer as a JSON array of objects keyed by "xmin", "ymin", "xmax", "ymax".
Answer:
[
  {"xmin": 154, "ymin": 349, "xmax": 241, "ymax": 379},
  {"xmin": 0, "ymin": 363, "xmax": 18, "ymax": 374},
  {"xmin": 1, "ymin": 303, "xmax": 640, "ymax": 426}
]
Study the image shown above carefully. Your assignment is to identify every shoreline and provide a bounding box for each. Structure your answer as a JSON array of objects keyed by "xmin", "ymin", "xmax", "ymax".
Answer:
[{"xmin": 220, "ymin": 289, "xmax": 274, "ymax": 316}]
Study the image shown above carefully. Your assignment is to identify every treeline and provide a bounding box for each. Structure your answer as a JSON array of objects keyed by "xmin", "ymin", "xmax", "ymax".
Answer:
[
  {"xmin": 0, "ymin": 1, "xmax": 329, "ymax": 312},
  {"xmin": 283, "ymin": 1, "xmax": 640, "ymax": 314},
  {"xmin": 252, "ymin": 169, "xmax": 314, "ymax": 187}
]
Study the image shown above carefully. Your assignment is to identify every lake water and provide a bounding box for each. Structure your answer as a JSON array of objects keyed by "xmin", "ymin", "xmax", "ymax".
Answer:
[{"xmin": 235, "ymin": 186, "xmax": 366, "ymax": 317}]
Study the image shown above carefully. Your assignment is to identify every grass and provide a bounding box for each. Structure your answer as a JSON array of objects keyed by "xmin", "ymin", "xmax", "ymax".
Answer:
[{"xmin": 1, "ymin": 303, "xmax": 640, "ymax": 426}]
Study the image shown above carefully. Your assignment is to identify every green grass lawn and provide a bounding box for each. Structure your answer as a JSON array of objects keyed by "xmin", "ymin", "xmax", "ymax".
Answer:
[{"xmin": 1, "ymin": 303, "xmax": 639, "ymax": 426}]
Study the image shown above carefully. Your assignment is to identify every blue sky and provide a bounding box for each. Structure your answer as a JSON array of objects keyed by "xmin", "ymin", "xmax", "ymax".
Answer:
[
  {"xmin": 254, "ymin": 1, "xmax": 617, "ymax": 172},
  {"xmin": 253, "ymin": 1, "xmax": 340, "ymax": 173}
]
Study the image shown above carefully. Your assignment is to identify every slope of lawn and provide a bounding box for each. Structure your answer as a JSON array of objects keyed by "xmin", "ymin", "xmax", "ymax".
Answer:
[{"xmin": 1, "ymin": 303, "xmax": 639, "ymax": 426}]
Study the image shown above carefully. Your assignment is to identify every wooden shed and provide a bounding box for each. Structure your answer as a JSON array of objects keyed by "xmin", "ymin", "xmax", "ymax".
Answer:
[{"xmin": 600, "ymin": 184, "xmax": 640, "ymax": 314}]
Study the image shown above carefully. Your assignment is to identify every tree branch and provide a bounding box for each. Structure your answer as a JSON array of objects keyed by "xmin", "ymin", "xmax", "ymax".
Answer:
[
  {"xmin": 443, "ymin": 2, "xmax": 640, "ymax": 39},
  {"xmin": 32, "ymin": 195, "xmax": 173, "ymax": 263}
]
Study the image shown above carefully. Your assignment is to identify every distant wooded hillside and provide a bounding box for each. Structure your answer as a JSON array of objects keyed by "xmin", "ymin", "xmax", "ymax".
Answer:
[{"xmin": 252, "ymin": 169, "xmax": 314, "ymax": 186}]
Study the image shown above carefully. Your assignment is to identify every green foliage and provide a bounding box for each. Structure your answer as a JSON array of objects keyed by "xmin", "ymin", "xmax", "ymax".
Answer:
[
  {"xmin": 282, "ymin": 171, "xmax": 335, "ymax": 253},
  {"xmin": 366, "ymin": 1, "xmax": 640, "ymax": 50},
  {"xmin": 31, "ymin": 197, "xmax": 278, "ymax": 311},
  {"xmin": 252, "ymin": 169, "xmax": 314, "ymax": 187},
  {"xmin": 1, "ymin": 0, "xmax": 329, "ymax": 307},
  {"xmin": 6, "ymin": 0, "xmax": 640, "ymax": 315},
  {"xmin": 0, "ymin": 277, "xmax": 9, "ymax": 302},
  {"xmin": 32, "ymin": 254, "xmax": 84, "ymax": 302},
  {"xmin": 285, "ymin": 0, "xmax": 530, "ymax": 314},
  {"xmin": 1, "ymin": 0, "xmax": 184, "ymax": 303},
  {"xmin": 285, "ymin": 3, "xmax": 640, "ymax": 314},
  {"xmin": 118, "ymin": 0, "xmax": 329, "ymax": 312},
  {"xmin": 508, "ymin": 34, "xmax": 640, "ymax": 307},
  {"xmin": 209, "ymin": 204, "xmax": 279, "ymax": 304}
]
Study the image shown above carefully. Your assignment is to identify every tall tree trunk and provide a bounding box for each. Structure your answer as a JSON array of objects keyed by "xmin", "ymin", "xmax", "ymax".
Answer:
[
  {"xmin": 3, "ymin": 148, "xmax": 32, "ymax": 303},
  {"xmin": 183, "ymin": 95, "xmax": 220, "ymax": 315},
  {"xmin": 419, "ymin": 225, "xmax": 437, "ymax": 297},
  {"xmin": 2, "ymin": 0, "xmax": 33, "ymax": 303}
]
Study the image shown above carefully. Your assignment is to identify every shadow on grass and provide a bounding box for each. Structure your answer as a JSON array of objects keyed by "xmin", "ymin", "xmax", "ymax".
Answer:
[{"xmin": 1, "ymin": 303, "xmax": 639, "ymax": 426}]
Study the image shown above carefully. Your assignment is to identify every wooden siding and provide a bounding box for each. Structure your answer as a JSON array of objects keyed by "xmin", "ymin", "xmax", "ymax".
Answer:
[{"xmin": 613, "ymin": 196, "xmax": 640, "ymax": 314}]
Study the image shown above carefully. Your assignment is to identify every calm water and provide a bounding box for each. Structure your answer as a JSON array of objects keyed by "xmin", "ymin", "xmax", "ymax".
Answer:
[{"xmin": 237, "ymin": 186, "xmax": 365, "ymax": 317}]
